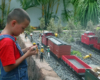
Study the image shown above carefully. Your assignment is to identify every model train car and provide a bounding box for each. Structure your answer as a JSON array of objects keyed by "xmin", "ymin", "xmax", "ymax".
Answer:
[
  {"xmin": 81, "ymin": 31, "xmax": 100, "ymax": 51},
  {"xmin": 41, "ymin": 32, "xmax": 92, "ymax": 79},
  {"xmin": 85, "ymin": 69, "xmax": 100, "ymax": 80},
  {"xmin": 42, "ymin": 32, "xmax": 71, "ymax": 58},
  {"xmin": 62, "ymin": 55, "xmax": 91, "ymax": 77}
]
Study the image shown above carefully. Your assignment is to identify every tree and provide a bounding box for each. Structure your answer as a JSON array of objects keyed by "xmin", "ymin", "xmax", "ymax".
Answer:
[
  {"xmin": 75, "ymin": 22, "xmax": 83, "ymax": 40},
  {"xmin": 86, "ymin": 20, "xmax": 94, "ymax": 32},
  {"xmin": 0, "ymin": 0, "xmax": 12, "ymax": 29},
  {"xmin": 55, "ymin": 18, "xmax": 63, "ymax": 35},
  {"xmin": 18, "ymin": 0, "xmax": 60, "ymax": 29},
  {"xmin": 72, "ymin": 0, "xmax": 100, "ymax": 27},
  {"xmin": 61, "ymin": 0, "xmax": 72, "ymax": 21},
  {"xmin": 40, "ymin": 17, "xmax": 45, "ymax": 33},
  {"xmin": 38, "ymin": 0, "xmax": 60, "ymax": 28},
  {"xmin": 47, "ymin": 18, "xmax": 56, "ymax": 32},
  {"xmin": 17, "ymin": 0, "xmax": 39, "ymax": 10}
]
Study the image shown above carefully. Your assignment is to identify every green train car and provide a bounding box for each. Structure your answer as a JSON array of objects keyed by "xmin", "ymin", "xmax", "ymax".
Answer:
[{"xmin": 85, "ymin": 69, "xmax": 100, "ymax": 80}]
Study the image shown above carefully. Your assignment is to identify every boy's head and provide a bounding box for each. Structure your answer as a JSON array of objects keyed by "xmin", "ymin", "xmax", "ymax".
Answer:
[
  {"xmin": 6, "ymin": 8, "xmax": 30, "ymax": 36},
  {"xmin": 7, "ymin": 8, "xmax": 30, "ymax": 24}
]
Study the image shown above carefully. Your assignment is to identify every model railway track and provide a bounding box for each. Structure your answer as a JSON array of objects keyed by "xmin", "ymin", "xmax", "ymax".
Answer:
[
  {"xmin": 81, "ymin": 42, "xmax": 100, "ymax": 54},
  {"xmin": 44, "ymin": 50, "xmax": 82, "ymax": 80},
  {"xmin": 91, "ymin": 57, "xmax": 100, "ymax": 65},
  {"xmin": 76, "ymin": 41, "xmax": 100, "ymax": 55},
  {"xmin": 41, "ymin": 32, "xmax": 95, "ymax": 80},
  {"xmin": 71, "ymin": 43, "xmax": 100, "ymax": 65},
  {"xmin": 60, "ymin": 59, "xmax": 84, "ymax": 80}
]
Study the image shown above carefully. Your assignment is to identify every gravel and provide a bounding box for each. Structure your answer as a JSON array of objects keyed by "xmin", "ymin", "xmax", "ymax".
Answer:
[{"xmin": 27, "ymin": 31, "xmax": 100, "ymax": 80}]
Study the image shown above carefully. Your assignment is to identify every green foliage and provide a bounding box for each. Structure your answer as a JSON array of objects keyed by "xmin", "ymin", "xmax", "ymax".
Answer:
[
  {"xmin": 38, "ymin": 0, "xmax": 60, "ymax": 27},
  {"xmin": 71, "ymin": 50, "xmax": 82, "ymax": 57},
  {"xmin": 66, "ymin": 18, "xmax": 75, "ymax": 30},
  {"xmin": 63, "ymin": 27, "xmax": 68, "ymax": 30},
  {"xmin": 25, "ymin": 25, "xmax": 33, "ymax": 34},
  {"xmin": 55, "ymin": 18, "xmax": 63, "ymax": 35},
  {"xmin": 47, "ymin": 18, "xmax": 56, "ymax": 32},
  {"xmin": 40, "ymin": 17, "xmax": 45, "ymax": 32},
  {"xmin": 0, "ymin": 0, "xmax": 12, "ymax": 29},
  {"xmin": 96, "ymin": 27, "xmax": 100, "ymax": 31},
  {"xmin": 62, "ymin": 31, "xmax": 74, "ymax": 43},
  {"xmin": 86, "ymin": 20, "xmax": 94, "ymax": 31},
  {"xmin": 47, "ymin": 17, "xmax": 63, "ymax": 36},
  {"xmin": 61, "ymin": 0, "xmax": 71, "ymax": 21},
  {"xmin": 73, "ymin": 0, "xmax": 100, "ymax": 27},
  {"xmin": 68, "ymin": 37, "xmax": 74, "ymax": 42},
  {"xmin": 37, "ymin": 0, "xmax": 49, "ymax": 5},
  {"xmin": 18, "ymin": 0, "xmax": 60, "ymax": 27},
  {"xmin": 75, "ymin": 22, "xmax": 83, "ymax": 39},
  {"xmin": 17, "ymin": 0, "xmax": 39, "ymax": 10},
  {"xmin": 62, "ymin": 31, "xmax": 71, "ymax": 42}
]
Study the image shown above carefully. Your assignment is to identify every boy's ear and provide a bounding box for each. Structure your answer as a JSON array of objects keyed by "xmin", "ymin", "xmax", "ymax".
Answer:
[{"xmin": 11, "ymin": 20, "xmax": 17, "ymax": 27}]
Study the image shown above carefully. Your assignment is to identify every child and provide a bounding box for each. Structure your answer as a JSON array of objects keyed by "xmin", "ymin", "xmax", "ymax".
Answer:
[
  {"xmin": 40, "ymin": 46, "xmax": 44, "ymax": 62},
  {"xmin": 47, "ymin": 46, "xmax": 50, "ymax": 59},
  {"xmin": 0, "ymin": 8, "xmax": 37, "ymax": 80}
]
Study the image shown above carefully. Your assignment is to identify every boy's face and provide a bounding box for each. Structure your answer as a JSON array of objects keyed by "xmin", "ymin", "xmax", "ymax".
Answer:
[{"xmin": 12, "ymin": 19, "xmax": 29, "ymax": 36}]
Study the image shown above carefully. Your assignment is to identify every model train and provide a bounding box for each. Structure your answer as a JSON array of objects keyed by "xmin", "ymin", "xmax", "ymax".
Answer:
[
  {"xmin": 41, "ymin": 32, "xmax": 93, "ymax": 80},
  {"xmin": 81, "ymin": 31, "xmax": 100, "ymax": 51}
]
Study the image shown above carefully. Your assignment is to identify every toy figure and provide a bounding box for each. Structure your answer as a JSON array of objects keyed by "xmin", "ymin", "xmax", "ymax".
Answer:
[
  {"xmin": 30, "ymin": 33, "xmax": 33, "ymax": 42},
  {"xmin": 55, "ymin": 33, "xmax": 58, "ymax": 37},
  {"xmin": 47, "ymin": 46, "xmax": 50, "ymax": 59},
  {"xmin": 33, "ymin": 42, "xmax": 38, "ymax": 58},
  {"xmin": 25, "ymin": 32, "xmax": 27, "ymax": 38},
  {"xmin": 83, "ymin": 54, "xmax": 92, "ymax": 59},
  {"xmin": 40, "ymin": 46, "xmax": 44, "ymax": 62}
]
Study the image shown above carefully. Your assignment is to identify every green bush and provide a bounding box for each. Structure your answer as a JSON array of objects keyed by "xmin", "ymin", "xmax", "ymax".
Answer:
[
  {"xmin": 63, "ymin": 27, "xmax": 68, "ymax": 30},
  {"xmin": 96, "ymin": 27, "xmax": 100, "ymax": 31},
  {"xmin": 68, "ymin": 37, "xmax": 74, "ymax": 42},
  {"xmin": 71, "ymin": 50, "xmax": 82, "ymax": 57}
]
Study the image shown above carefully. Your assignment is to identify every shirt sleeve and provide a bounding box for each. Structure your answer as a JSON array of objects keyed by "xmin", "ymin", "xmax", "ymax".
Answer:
[{"xmin": 0, "ymin": 38, "xmax": 16, "ymax": 66}]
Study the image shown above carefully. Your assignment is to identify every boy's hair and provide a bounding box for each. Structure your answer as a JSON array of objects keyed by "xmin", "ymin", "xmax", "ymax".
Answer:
[{"xmin": 7, "ymin": 8, "xmax": 30, "ymax": 23}]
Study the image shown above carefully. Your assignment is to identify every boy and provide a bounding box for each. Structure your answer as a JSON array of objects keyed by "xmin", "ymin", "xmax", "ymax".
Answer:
[{"xmin": 0, "ymin": 8, "xmax": 36, "ymax": 80}]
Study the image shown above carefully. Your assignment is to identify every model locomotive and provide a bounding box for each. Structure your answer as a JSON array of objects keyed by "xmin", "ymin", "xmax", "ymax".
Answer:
[{"xmin": 81, "ymin": 31, "xmax": 100, "ymax": 51}]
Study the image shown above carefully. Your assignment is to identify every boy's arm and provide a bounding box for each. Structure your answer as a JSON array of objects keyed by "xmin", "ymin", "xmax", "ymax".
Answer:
[
  {"xmin": 3, "ymin": 47, "xmax": 36, "ymax": 72},
  {"xmin": 3, "ymin": 52, "xmax": 28, "ymax": 72},
  {"xmin": 22, "ymin": 47, "xmax": 31, "ymax": 53}
]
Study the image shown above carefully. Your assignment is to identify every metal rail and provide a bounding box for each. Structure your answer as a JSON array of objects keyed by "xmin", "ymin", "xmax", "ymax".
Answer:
[
  {"xmin": 71, "ymin": 43, "xmax": 100, "ymax": 65},
  {"xmin": 44, "ymin": 48, "xmax": 83, "ymax": 80}
]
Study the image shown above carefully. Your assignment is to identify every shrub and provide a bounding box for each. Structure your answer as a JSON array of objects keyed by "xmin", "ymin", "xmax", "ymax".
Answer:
[{"xmin": 71, "ymin": 50, "xmax": 82, "ymax": 57}]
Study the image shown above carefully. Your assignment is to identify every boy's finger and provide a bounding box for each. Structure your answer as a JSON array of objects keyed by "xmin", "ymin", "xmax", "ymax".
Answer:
[{"xmin": 30, "ymin": 46, "xmax": 36, "ymax": 50}]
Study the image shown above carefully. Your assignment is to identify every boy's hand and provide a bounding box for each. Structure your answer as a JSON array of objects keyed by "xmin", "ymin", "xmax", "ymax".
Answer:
[{"xmin": 26, "ymin": 46, "xmax": 37, "ymax": 57}]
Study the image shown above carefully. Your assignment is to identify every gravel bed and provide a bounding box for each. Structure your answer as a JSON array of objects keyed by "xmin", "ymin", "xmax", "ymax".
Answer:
[
  {"xmin": 70, "ymin": 42, "xmax": 100, "ymax": 66},
  {"xmin": 27, "ymin": 31, "xmax": 100, "ymax": 80},
  {"xmin": 59, "ymin": 37, "xmax": 100, "ymax": 67},
  {"xmin": 27, "ymin": 32, "xmax": 80, "ymax": 80}
]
